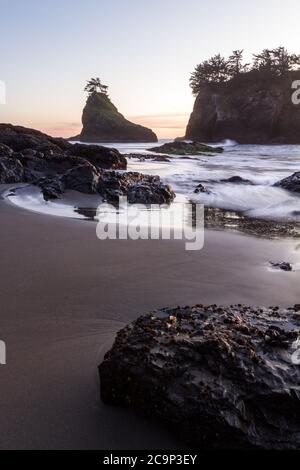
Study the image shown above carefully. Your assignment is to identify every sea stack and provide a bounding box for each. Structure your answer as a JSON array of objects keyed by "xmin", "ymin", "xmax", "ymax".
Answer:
[
  {"xmin": 185, "ymin": 71, "xmax": 300, "ymax": 144},
  {"xmin": 74, "ymin": 92, "xmax": 158, "ymax": 143}
]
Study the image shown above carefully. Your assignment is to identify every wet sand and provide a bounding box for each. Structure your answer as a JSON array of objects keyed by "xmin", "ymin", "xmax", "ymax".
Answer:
[{"xmin": 0, "ymin": 184, "xmax": 299, "ymax": 449}]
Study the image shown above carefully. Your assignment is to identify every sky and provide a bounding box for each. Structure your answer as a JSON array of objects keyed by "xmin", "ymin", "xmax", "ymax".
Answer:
[{"xmin": 0, "ymin": 0, "xmax": 299, "ymax": 138}]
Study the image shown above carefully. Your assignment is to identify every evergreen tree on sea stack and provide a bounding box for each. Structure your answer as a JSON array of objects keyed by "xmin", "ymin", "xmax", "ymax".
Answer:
[
  {"xmin": 253, "ymin": 47, "xmax": 300, "ymax": 77},
  {"xmin": 189, "ymin": 54, "xmax": 229, "ymax": 95},
  {"xmin": 84, "ymin": 77, "xmax": 108, "ymax": 95},
  {"xmin": 228, "ymin": 50, "xmax": 249, "ymax": 77},
  {"xmin": 190, "ymin": 47, "xmax": 300, "ymax": 96}
]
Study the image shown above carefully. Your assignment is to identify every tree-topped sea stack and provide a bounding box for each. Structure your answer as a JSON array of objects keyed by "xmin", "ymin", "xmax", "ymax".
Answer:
[
  {"xmin": 73, "ymin": 78, "xmax": 157, "ymax": 143},
  {"xmin": 186, "ymin": 47, "xmax": 300, "ymax": 144}
]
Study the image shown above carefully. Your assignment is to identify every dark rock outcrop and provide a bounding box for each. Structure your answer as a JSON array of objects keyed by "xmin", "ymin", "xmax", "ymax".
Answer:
[
  {"xmin": 220, "ymin": 176, "xmax": 254, "ymax": 185},
  {"xmin": 63, "ymin": 163, "xmax": 101, "ymax": 195},
  {"xmin": 66, "ymin": 143, "xmax": 126, "ymax": 170},
  {"xmin": 270, "ymin": 261, "xmax": 293, "ymax": 271},
  {"xmin": 148, "ymin": 141, "xmax": 223, "ymax": 155},
  {"xmin": 38, "ymin": 169, "xmax": 175, "ymax": 205},
  {"xmin": 97, "ymin": 171, "xmax": 175, "ymax": 204},
  {"xmin": 198, "ymin": 176, "xmax": 255, "ymax": 186},
  {"xmin": 274, "ymin": 172, "xmax": 300, "ymax": 193},
  {"xmin": 0, "ymin": 123, "xmax": 71, "ymax": 153},
  {"xmin": 0, "ymin": 124, "xmax": 127, "ymax": 170},
  {"xmin": 0, "ymin": 124, "xmax": 175, "ymax": 205},
  {"xmin": 125, "ymin": 153, "xmax": 170, "ymax": 162},
  {"xmin": 186, "ymin": 71, "xmax": 300, "ymax": 144},
  {"xmin": 194, "ymin": 183, "xmax": 209, "ymax": 194},
  {"xmin": 37, "ymin": 177, "xmax": 66, "ymax": 201},
  {"xmin": 0, "ymin": 143, "xmax": 14, "ymax": 157},
  {"xmin": 72, "ymin": 92, "xmax": 157, "ymax": 143},
  {"xmin": 0, "ymin": 156, "xmax": 24, "ymax": 184},
  {"xmin": 99, "ymin": 304, "xmax": 300, "ymax": 450}
]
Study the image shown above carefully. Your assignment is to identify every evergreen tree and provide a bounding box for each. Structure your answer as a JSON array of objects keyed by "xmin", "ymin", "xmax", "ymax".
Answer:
[
  {"xmin": 228, "ymin": 50, "xmax": 249, "ymax": 77},
  {"xmin": 84, "ymin": 78, "xmax": 108, "ymax": 95},
  {"xmin": 252, "ymin": 49, "xmax": 274, "ymax": 74},
  {"xmin": 190, "ymin": 47, "xmax": 300, "ymax": 96},
  {"xmin": 190, "ymin": 54, "xmax": 229, "ymax": 95},
  {"xmin": 271, "ymin": 46, "xmax": 300, "ymax": 77},
  {"xmin": 253, "ymin": 47, "xmax": 300, "ymax": 77}
]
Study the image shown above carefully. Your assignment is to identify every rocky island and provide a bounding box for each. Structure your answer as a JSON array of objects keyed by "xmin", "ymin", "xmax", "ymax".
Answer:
[
  {"xmin": 71, "ymin": 78, "xmax": 157, "ymax": 143},
  {"xmin": 100, "ymin": 304, "xmax": 300, "ymax": 450},
  {"xmin": 186, "ymin": 48, "xmax": 300, "ymax": 144}
]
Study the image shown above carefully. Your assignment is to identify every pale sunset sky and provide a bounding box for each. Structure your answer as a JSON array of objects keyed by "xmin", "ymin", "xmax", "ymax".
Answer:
[{"xmin": 0, "ymin": 0, "xmax": 299, "ymax": 138}]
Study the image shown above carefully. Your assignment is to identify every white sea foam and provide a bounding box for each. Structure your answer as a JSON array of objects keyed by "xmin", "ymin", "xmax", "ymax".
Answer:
[{"xmin": 5, "ymin": 141, "xmax": 300, "ymax": 222}]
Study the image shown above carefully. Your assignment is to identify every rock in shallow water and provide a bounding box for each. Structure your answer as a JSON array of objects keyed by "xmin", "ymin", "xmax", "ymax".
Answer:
[
  {"xmin": 97, "ymin": 171, "xmax": 175, "ymax": 205},
  {"xmin": 275, "ymin": 172, "xmax": 300, "ymax": 193},
  {"xmin": 270, "ymin": 261, "xmax": 293, "ymax": 272},
  {"xmin": 99, "ymin": 304, "xmax": 300, "ymax": 450},
  {"xmin": 148, "ymin": 141, "xmax": 223, "ymax": 155},
  {"xmin": 194, "ymin": 183, "xmax": 209, "ymax": 194}
]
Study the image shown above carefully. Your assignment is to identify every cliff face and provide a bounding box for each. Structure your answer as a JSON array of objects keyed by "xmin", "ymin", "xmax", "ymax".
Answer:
[
  {"xmin": 76, "ymin": 92, "xmax": 157, "ymax": 143},
  {"xmin": 185, "ymin": 72, "xmax": 300, "ymax": 144}
]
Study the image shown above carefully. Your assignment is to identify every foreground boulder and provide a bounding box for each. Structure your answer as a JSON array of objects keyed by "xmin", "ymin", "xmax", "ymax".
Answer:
[
  {"xmin": 97, "ymin": 171, "xmax": 175, "ymax": 204},
  {"xmin": 0, "ymin": 124, "xmax": 175, "ymax": 205},
  {"xmin": 71, "ymin": 92, "xmax": 157, "ymax": 143},
  {"xmin": 185, "ymin": 71, "xmax": 300, "ymax": 144},
  {"xmin": 274, "ymin": 172, "xmax": 300, "ymax": 193},
  {"xmin": 0, "ymin": 124, "xmax": 127, "ymax": 172},
  {"xmin": 99, "ymin": 304, "xmax": 300, "ymax": 450},
  {"xmin": 148, "ymin": 141, "xmax": 223, "ymax": 155},
  {"xmin": 66, "ymin": 143, "xmax": 126, "ymax": 170},
  {"xmin": 0, "ymin": 156, "xmax": 24, "ymax": 184},
  {"xmin": 40, "ymin": 169, "xmax": 176, "ymax": 205},
  {"xmin": 0, "ymin": 124, "xmax": 71, "ymax": 153}
]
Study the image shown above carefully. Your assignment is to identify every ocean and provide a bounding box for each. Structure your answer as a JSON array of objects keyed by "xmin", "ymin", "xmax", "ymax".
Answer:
[{"xmin": 5, "ymin": 140, "xmax": 300, "ymax": 225}]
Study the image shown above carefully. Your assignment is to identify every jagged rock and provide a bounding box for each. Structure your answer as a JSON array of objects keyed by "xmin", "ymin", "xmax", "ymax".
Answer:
[
  {"xmin": 194, "ymin": 183, "xmax": 209, "ymax": 194},
  {"xmin": 270, "ymin": 261, "xmax": 293, "ymax": 271},
  {"xmin": 99, "ymin": 304, "xmax": 300, "ymax": 450},
  {"xmin": 220, "ymin": 176, "xmax": 254, "ymax": 185},
  {"xmin": 0, "ymin": 143, "xmax": 14, "ymax": 158},
  {"xmin": 71, "ymin": 92, "xmax": 157, "ymax": 143},
  {"xmin": 125, "ymin": 153, "xmax": 171, "ymax": 162},
  {"xmin": 97, "ymin": 171, "xmax": 175, "ymax": 204},
  {"xmin": 67, "ymin": 143, "xmax": 127, "ymax": 170},
  {"xmin": 37, "ymin": 162, "xmax": 101, "ymax": 200},
  {"xmin": 63, "ymin": 163, "xmax": 100, "ymax": 194},
  {"xmin": 37, "ymin": 177, "xmax": 65, "ymax": 201},
  {"xmin": 148, "ymin": 141, "xmax": 223, "ymax": 155},
  {"xmin": 0, "ymin": 156, "xmax": 24, "ymax": 183},
  {"xmin": 0, "ymin": 123, "xmax": 72, "ymax": 152},
  {"xmin": 274, "ymin": 172, "xmax": 300, "ymax": 193},
  {"xmin": 0, "ymin": 124, "xmax": 175, "ymax": 205},
  {"xmin": 20, "ymin": 153, "xmax": 88, "ymax": 180},
  {"xmin": 185, "ymin": 71, "xmax": 300, "ymax": 144}
]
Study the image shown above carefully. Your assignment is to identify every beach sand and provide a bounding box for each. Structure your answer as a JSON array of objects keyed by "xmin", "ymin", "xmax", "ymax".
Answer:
[{"xmin": 0, "ymin": 184, "xmax": 299, "ymax": 449}]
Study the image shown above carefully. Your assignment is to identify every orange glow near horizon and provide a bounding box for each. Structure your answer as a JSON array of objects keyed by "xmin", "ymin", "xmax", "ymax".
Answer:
[{"xmin": 40, "ymin": 112, "xmax": 190, "ymax": 140}]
